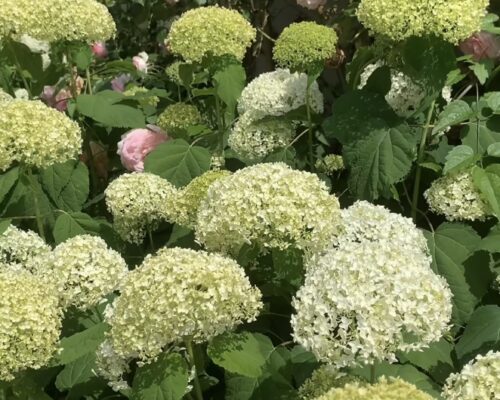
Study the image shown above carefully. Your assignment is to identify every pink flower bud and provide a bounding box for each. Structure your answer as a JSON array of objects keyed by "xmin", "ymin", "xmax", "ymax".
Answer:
[
  {"xmin": 91, "ymin": 42, "xmax": 108, "ymax": 59},
  {"xmin": 117, "ymin": 128, "xmax": 169, "ymax": 172},
  {"xmin": 297, "ymin": 0, "xmax": 326, "ymax": 10},
  {"xmin": 133, "ymin": 52, "xmax": 149, "ymax": 73},
  {"xmin": 111, "ymin": 74, "xmax": 132, "ymax": 92},
  {"xmin": 459, "ymin": 32, "xmax": 500, "ymax": 61},
  {"xmin": 41, "ymin": 86, "xmax": 70, "ymax": 112}
]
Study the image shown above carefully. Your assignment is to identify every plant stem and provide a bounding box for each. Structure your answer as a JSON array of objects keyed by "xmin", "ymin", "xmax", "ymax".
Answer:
[
  {"xmin": 86, "ymin": 68, "xmax": 93, "ymax": 95},
  {"xmin": 27, "ymin": 169, "xmax": 46, "ymax": 240},
  {"xmin": 147, "ymin": 225, "xmax": 155, "ymax": 253},
  {"xmin": 306, "ymin": 82, "xmax": 315, "ymax": 171},
  {"xmin": 185, "ymin": 340, "xmax": 203, "ymax": 400},
  {"xmin": 214, "ymin": 95, "xmax": 225, "ymax": 160},
  {"xmin": 7, "ymin": 40, "xmax": 32, "ymax": 98},
  {"xmin": 66, "ymin": 50, "xmax": 77, "ymax": 99},
  {"xmin": 370, "ymin": 364, "xmax": 376, "ymax": 384},
  {"xmin": 411, "ymin": 100, "xmax": 436, "ymax": 222}
]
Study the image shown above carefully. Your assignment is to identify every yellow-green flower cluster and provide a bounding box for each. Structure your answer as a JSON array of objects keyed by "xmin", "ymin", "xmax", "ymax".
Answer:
[
  {"xmin": 104, "ymin": 248, "xmax": 262, "ymax": 362},
  {"xmin": 315, "ymin": 155, "xmax": 345, "ymax": 174},
  {"xmin": 0, "ymin": 100, "xmax": 82, "ymax": 171},
  {"xmin": 165, "ymin": 61, "xmax": 183, "ymax": 84},
  {"xmin": 0, "ymin": 271, "xmax": 62, "ymax": 381},
  {"xmin": 167, "ymin": 6, "xmax": 256, "ymax": 62},
  {"xmin": 123, "ymin": 87, "xmax": 160, "ymax": 109},
  {"xmin": 0, "ymin": 225, "xmax": 51, "ymax": 273},
  {"xmin": 228, "ymin": 113, "xmax": 295, "ymax": 162},
  {"xmin": 442, "ymin": 351, "xmax": 500, "ymax": 400},
  {"xmin": 299, "ymin": 365, "xmax": 360, "ymax": 399},
  {"xmin": 0, "ymin": 88, "xmax": 12, "ymax": 102},
  {"xmin": 173, "ymin": 170, "xmax": 231, "ymax": 229},
  {"xmin": 40, "ymin": 235, "xmax": 128, "ymax": 310},
  {"xmin": 0, "ymin": 0, "xmax": 116, "ymax": 42},
  {"xmin": 157, "ymin": 103, "xmax": 202, "ymax": 132},
  {"xmin": 105, "ymin": 172, "xmax": 178, "ymax": 244},
  {"xmin": 195, "ymin": 163, "xmax": 342, "ymax": 255},
  {"xmin": 273, "ymin": 22, "xmax": 338, "ymax": 72},
  {"xmin": 356, "ymin": 0, "xmax": 488, "ymax": 44},
  {"xmin": 315, "ymin": 377, "xmax": 433, "ymax": 400},
  {"xmin": 424, "ymin": 170, "xmax": 491, "ymax": 221}
]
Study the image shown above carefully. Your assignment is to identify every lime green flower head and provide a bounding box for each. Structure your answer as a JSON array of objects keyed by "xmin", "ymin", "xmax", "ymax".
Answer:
[
  {"xmin": 299, "ymin": 365, "xmax": 361, "ymax": 399},
  {"xmin": 356, "ymin": 0, "xmax": 488, "ymax": 44},
  {"xmin": 157, "ymin": 103, "xmax": 203, "ymax": 132},
  {"xmin": 167, "ymin": 6, "xmax": 256, "ymax": 62},
  {"xmin": 165, "ymin": 61, "xmax": 184, "ymax": 84},
  {"xmin": 273, "ymin": 22, "xmax": 338, "ymax": 72}
]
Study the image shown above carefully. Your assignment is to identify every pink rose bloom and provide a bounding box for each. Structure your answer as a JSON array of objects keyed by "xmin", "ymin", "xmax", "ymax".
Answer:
[
  {"xmin": 133, "ymin": 52, "xmax": 149, "ymax": 73},
  {"xmin": 91, "ymin": 41, "xmax": 108, "ymax": 59},
  {"xmin": 460, "ymin": 32, "xmax": 500, "ymax": 61},
  {"xmin": 117, "ymin": 128, "xmax": 169, "ymax": 172},
  {"xmin": 111, "ymin": 74, "xmax": 132, "ymax": 92},
  {"xmin": 41, "ymin": 86, "xmax": 71, "ymax": 112},
  {"xmin": 297, "ymin": 0, "xmax": 326, "ymax": 10}
]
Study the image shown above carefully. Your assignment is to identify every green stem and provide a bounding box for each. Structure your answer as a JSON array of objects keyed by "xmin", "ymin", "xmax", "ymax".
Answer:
[
  {"xmin": 185, "ymin": 340, "xmax": 203, "ymax": 400},
  {"xmin": 86, "ymin": 68, "xmax": 93, "ymax": 95},
  {"xmin": 27, "ymin": 169, "xmax": 46, "ymax": 240},
  {"xmin": 370, "ymin": 364, "xmax": 376, "ymax": 384},
  {"xmin": 411, "ymin": 100, "xmax": 436, "ymax": 222},
  {"xmin": 147, "ymin": 225, "xmax": 155, "ymax": 253},
  {"xmin": 306, "ymin": 82, "xmax": 315, "ymax": 171},
  {"xmin": 214, "ymin": 95, "xmax": 225, "ymax": 160},
  {"xmin": 7, "ymin": 40, "xmax": 32, "ymax": 98}
]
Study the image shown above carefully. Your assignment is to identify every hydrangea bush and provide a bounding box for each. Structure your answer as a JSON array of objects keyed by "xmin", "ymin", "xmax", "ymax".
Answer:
[{"xmin": 0, "ymin": 0, "xmax": 500, "ymax": 399}]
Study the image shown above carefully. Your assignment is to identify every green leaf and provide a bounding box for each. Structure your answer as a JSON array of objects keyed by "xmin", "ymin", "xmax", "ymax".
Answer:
[
  {"xmin": 432, "ymin": 101, "xmax": 474, "ymax": 135},
  {"xmin": 264, "ymin": 147, "xmax": 296, "ymax": 166},
  {"xmin": 455, "ymin": 305, "xmax": 500, "ymax": 363},
  {"xmin": 344, "ymin": 124, "xmax": 417, "ymax": 200},
  {"xmin": 472, "ymin": 165, "xmax": 500, "ymax": 218},
  {"xmin": 364, "ymin": 65, "xmax": 391, "ymax": 96},
  {"xmin": 0, "ymin": 219, "xmax": 11, "ymax": 234},
  {"xmin": 0, "ymin": 167, "xmax": 19, "ymax": 204},
  {"xmin": 213, "ymin": 63, "xmax": 246, "ymax": 114},
  {"xmin": 424, "ymin": 223, "xmax": 481, "ymax": 326},
  {"xmin": 488, "ymin": 143, "xmax": 500, "ymax": 157},
  {"xmin": 462, "ymin": 115, "xmax": 500, "ymax": 154},
  {"xmin": 1, "ymin": 40, "xmax": 43, "ymax": 81},
  {"xmin": 131, "ymin": 353, "xmax": 189, "ymax": 400},
  {"xmin": 57, "ymin": 323, "xmax": 107, "ymax": 365},
  {"xmin": 144, "ymin": 139, "xmax": 211, "ymax": 187},
  {"xmin": 470, "ymin": 60, "xmax": 492, "ymax": 85},
  {"xmin": 483, "ymin": 91, "xmax": 500, "ymax": 112},
  {"xmin": 346, "ymin": 47, "xmax": 375, "ymax": 89},
  {"xmin": 479, "ymin": 224, "xmax": 500, "ymax": 252},
  {"xmin": 55, "ymin": 353, "xmax": 96, "ymax": 390},
  {"xmin": 53, "ymin": 212, "xmax": 102, "ymax": 244},
  {"xmin": 208, "ymin": 332, "xmax": 274, "ymax": 378},
  {"xmin": 41, "ymin": 160, "xmax": 89, "ymax": 212},
  {"xmin": 443, "ymin": 145, "xmax": 476, "ymax": 175}
]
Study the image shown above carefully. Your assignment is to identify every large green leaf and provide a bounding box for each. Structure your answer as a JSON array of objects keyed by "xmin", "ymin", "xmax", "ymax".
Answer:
[
  {"xmin": 343, "ymin": 124, "xmax": 417, "ymax": 200},
  {"xmin": 57, "ymin": 323, "xmax": 107, "ymax": 365},
  {"xmin": 432, "ymin": 101, "xmax": 474, "ymax": 135},
  {"xmin": 472, "ymin": 165, "xmax": 500, "ymax": 218},
  {"xmin": 144, "ymin": 139, "xmax": 211, "ymax": 187},
  {"xmin": 41, "ymin": 160, "xmax": 89, "ymax": 212},
  {"xmin": 455, "ymin": 305, "xmax": 500, "ymax": 363},
  {"xmin": 0, "ymin": 167, "xmax": 19, "ymax": 204},
  {"xmin": 213, "ymin": 63, "xmax": 246, "ymax": 115},
  {"xmin": 462, "ymin": 115, "xmax": 500, "ymax": 154},
  {"xmin": 479, "ymin": 224, "xmax": 500, "ymax": 252},
  {"xmin": 131, "ymin": 353, "xmax": 188, "ymax": 400},
  {"xmin": 55, "ymin": 353, "xmax": 96, "ymax": 390},
  {"xmin": 424, "ymin": 223, "xmax": 481, "ymax": 326},
  {"xmin": 443, "ymin": 145, "xmax": 476, "ymax": 175},
  {"xmin": 208, "ymin": 332, "xmax": 274, "ymax": 378}
]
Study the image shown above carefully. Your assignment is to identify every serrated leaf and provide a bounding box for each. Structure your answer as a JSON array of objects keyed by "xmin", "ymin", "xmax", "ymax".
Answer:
[
  {"xmin": 55, "ymin": 353, "xmax": 96, "ymax": 390},
  {"xmin": 443, "ymin": 145, "xmax": 475, "ymax": 174},
  {"xmin": 144, "ymin": 139, "xmax": 211, "ymax": 187},
  {"xmin": 53, "ymin": 212, "xmax": 101, "ymax": 244},
  {"xmin": 57, "ymin": 323, "xmax": 107, "ymax": 365},
  {"xmin": 479, "ymin": 224, "xmax": 500, "ymax": 252},
  {"xmin": 0, "ymin": 167, "xmax": 19, "ymax": 204},
  {"xmin": 470, "ymin": 61, "xmax": 492, "ymax": 85},
  {"xmin": 424, "ymin": 223, "xmax": 481, "ymax": 326},
  {"xmin": 264, "ymin": 147, "xmax": 296, "ymax": 166},
  {"xmin": 208, "ymin": 332, "xmax": 274, "ymax": 378},
  {"xmin": 131, "ymin": 353, "xmax": 188, "ymax": 400},
  {"xmin": 472, "ymin": 165, "xmax": 500, "ymax": 218},
  {"xmin": 213, "ymin": 63, "xmax": 246, "ymax": 114},
  {"xmin": 432, "ymin": 101, "xmax": 474, "ymax": 135}
]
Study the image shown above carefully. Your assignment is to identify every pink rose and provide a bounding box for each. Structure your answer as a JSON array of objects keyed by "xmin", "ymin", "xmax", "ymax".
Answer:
[
  {"xmin": 91, "ymin": 42, "xmax": 108, "ymax": 59},
  {"xmin": 459, "ymin": 32, "xmax": 500, "ymax": 61},
  {"xmin": 133, "ymin": 52, "xmax": 149, "ymax": 73},
  {"xmin": 297, "ymin": 0, "xmax": 326, "ymax": 10},
  {"xmin": 41, "ymin": 86, "xmax": 71, "ymax": 112},
  {"xmin": 111, "ymin": 74, "xmax": 132, "ymax": 92},
  {"xmin": 117, "ymin": 128, "xmax": 169, "ymax": 172}
]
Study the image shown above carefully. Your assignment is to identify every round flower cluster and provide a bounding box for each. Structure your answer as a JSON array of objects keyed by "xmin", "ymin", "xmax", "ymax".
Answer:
[
  {"xmin": 442, "ymin": 351, "xmax": 500, "ymax": 400},
  {"xmin": 166, "ymin": 6, "xmax": 256, "ymax": 62},
  {"xmin": 196, "ymin": 163, "xmax": 342, "ymax": 255},
  {"xmin": 228, "ymin": 113, "xmax": 295, "ymax": 162},
  {"xmin": 157, "ymin": 103, "xmax": 203, "ymax": 132},
  {"xmin": 105, "ymin": 172, "xmax": 178, "ymax": 244},
  {"xmin": 0, "ymin": 225, "xmax": 51, "ymax": 273},
  {"xmin": 424, "ymin": 170, "xmax": 491, "ymax": 221},
  {"xmin": 0, "ymin": 88, "xmax": 12, "ymax": 102},
  {"xmin": 238, "ymin": 69, "xmax": 324, "ymax": 118},
  {"xmin": 359, "ymin": 62, "xmax": 426, "ymax": 117},
  {"xmin": 0, "ymin": 100, "xmax": 82, "ymax": 171},
  {"xmin": 292, "ymin": 240, "xmax": 452, "ymax": 368},
  {"xmin": 0, "ymin": 0, "xmax": 116, "ymax": 43},
  {"xmin": 316, "ymin": 377, "xmax": 433, "ymax": 400},
  {"xmin": 0, "ymin": 271, "xmax": 62, "ymax": 381},
  {"xmin": 273, "ymin": 22, "xmax": 338, "ymax": 72},
  {"xmin": 41, "ymin": 235, "xmax": 128, "ymax": 310},
  {"xmin": 299, "ymin": 365, "xmax": 360, "ymax": 399},
  {"xmin": 165, "ymin": 61, "xmax": 183, "ymax": 84},
  {"xmin": 315, "ymin": 155, "xmax": 345, "ymax": 174},
  {"xmin": 105, "ymin": 248, "xmax": 263, "ymax": 361},
  {"xmin": 173, "ymin": 170, "xmax": 231, "ymax": 229},
  {"xmin": 123, "ymin": 87, "xmax": 160, "ymax": 108}
]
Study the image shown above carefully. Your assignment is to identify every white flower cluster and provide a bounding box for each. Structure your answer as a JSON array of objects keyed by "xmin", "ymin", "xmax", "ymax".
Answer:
[
  {"xmin": 101, "ymin": 248, "xmax": 262, "ymax": 369},
  {"xmin": 0, "ymin": 225, "xmax": 51, "ymax": 273},
  {"xmin": 292, "ymin": 239, "xmax": 452, "ymax": 368},
  {"xmin": 228, "ymin": 113, "xmax": 295, "ymax": 162},
  {"xmin": 442, "ymin": 351, "xmax": 500, "ymax": 400},
  {"xmin": 95, "ymin": 340, "xmax": 131, "ymax": 392},
  {"xmin": 0, "ymin": 88, "xmax": 12, "ymax": 102},
  {"xmin": 315, "ymin": 155, "xmax": 345, "ymax": 174},
  {"xmin": 40, "ymin": 235, "xmax": 128, "ymax": 310},
  {"xmin": 424, "ymin": 170, "xmax": 491, "ymax": 221},
  {"xmin": 195, "ymin": 163, "xmax": 342, "ymax": 255},
  {"xmin": 105, "ymin": 172, "xmax": 178, "ymax": 243}
]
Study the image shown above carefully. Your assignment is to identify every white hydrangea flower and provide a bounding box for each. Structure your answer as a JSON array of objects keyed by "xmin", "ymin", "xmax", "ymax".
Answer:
[
  {"xmin": 195, "ymin": 163, "xmax": 342, "ymax": 255},
  {"xmin": 40, "ymin": 235, "xmax": 128, "ymax": 310},
  {"xmin": 228, "ymin": 112, "xmax": 295, "ymax": 162},
  {"xmin": 238, "ymin": 69, "xmax": 324, "ymax": 118},
  {"xmin": 0, "ymin": 88, "xmax": 12, "ymax": 102},
  {"xmin": 105, "ymin": 172, "xmax": 179, "ymax": 244},
  {"xmin": 95, "ymin": 340, "xmax": 131, "ymax": 392},
  {"xmin": 292, "ymin": 240, "xmax": 452, "ymax": 368},
  {"xmin": 424, "ymin": 170, "xmax": 491, "ymax": 221},
  {"xmin": 442, "ymin": 351, "xmax": 500, "ymax": 400},
  {"xmin": 0, "ymin": 225, "xmax": 51, "ymax": 273}
]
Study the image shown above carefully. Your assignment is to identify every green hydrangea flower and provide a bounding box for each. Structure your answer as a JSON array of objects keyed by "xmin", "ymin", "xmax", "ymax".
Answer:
[
  {"xmin": 157, "ymin": 103, "xmax": 203, "ymax": 132},
  {"xmin": 123, "ymin": 87, "xmax": 160, "ymax": 109}
]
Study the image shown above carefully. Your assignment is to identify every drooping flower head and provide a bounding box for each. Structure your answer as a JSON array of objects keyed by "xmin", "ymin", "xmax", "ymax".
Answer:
[
  {"xmin": 105, "ymin": 172, "xmax": 178, "ymax": 244},
  {"xmin": 273, "ymin": 22, "xmax": 338, "ymax": 72},
  {"xmin": 315, "ymin": 155, "xmax": 345, "ymax": 174},
  {"xmin": 156, "ymin": 103, "xmax": 203, "ymax": 132},
  {"xmin": 166, "ymin": 6, "xmax": 256, "ymax": 63},
  {"xmin": 356, "ymin": 0, "xmax": 488, "ymax": 44},
  {"xmin": 442, "ymin": 351, "xmax": 500, "ymax": 400},
  {"xmin": 292, "ymin": 240, "xmax": 452, "ymax": 368},
  {"xmin": 117, "ymin": 128, "xmax": 169, "ymax": 172},
  {"xmin": 0, "ymin": 271, "xmax": 62, "ymax": 381},
  {"xmin": 195, "ymin": 163, "xmax": 342, "ymax": 255},
  {"xmin": 299, "ymin": 364, "xmax": 360, "ymax": 399}
]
